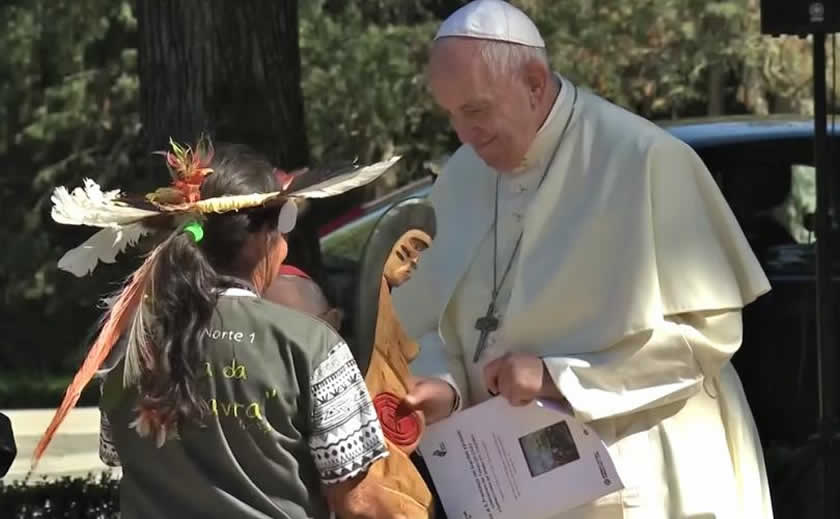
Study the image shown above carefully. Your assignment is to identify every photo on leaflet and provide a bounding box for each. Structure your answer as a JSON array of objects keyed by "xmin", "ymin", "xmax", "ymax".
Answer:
[{"xmin": 518, "ymin": 421, "xmax": 580, "ymax": 477}]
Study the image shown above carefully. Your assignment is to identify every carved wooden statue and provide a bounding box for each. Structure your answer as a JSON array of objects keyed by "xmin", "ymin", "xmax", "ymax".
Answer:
[{"xmin": 362, "ymin": 228, "xmax": 435, "ymax": 519}]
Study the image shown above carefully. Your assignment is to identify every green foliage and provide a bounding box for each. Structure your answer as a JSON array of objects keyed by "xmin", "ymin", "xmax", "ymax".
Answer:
[
  {"xmin": 518, "ymin": 0, "xmax": 825, "ymax": 117},
  {"xmin": 300, "ymin": 1, "xmax": 455, "ymax": 178},
  {"xmin": 0, "ymin": 1, "xmax": 142, "ymax": 374},
  {"xmin": 0, "ymin": 473, "xmax": 119, "ymax": 519},
  {"xmin": 0, "ymin": 375, "xmax": 100, "ymax": 409}
]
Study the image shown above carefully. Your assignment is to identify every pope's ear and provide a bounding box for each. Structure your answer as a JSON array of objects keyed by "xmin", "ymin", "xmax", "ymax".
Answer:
[{"xmin": 522, "ymin": 60, "xmax": 550, "ymax": 96}]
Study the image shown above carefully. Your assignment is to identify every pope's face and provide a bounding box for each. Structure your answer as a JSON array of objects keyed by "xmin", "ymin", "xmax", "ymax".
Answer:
[{"xmin": 427, "ymin": 38, "xmax": 539, "ymax": 172}]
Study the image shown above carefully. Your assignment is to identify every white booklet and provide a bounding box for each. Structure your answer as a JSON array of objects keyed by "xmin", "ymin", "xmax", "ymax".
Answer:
[{"xmin": 418, "ymin": 397, "xmax": 623, "ymax": 519}]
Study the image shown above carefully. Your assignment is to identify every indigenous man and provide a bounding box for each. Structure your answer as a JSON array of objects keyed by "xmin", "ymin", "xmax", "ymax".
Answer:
[
  {"xmin": 263, "ymin": 265, "xmax": 343, "ymax": 330},
  {"xmin": 393, "ymin": 1, "xmax": 774, "ymax": 518}
]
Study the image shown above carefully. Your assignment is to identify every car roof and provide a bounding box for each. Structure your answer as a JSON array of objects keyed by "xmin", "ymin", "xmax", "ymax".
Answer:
[{"xmin": 659, "ymin": 114, "xmax": 839, "ymax": 148}]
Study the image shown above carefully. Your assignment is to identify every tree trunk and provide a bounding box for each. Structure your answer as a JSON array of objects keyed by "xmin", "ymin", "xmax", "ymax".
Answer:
[
  {"xmin": 136, "ymin": 0, "xmax": 325, "ymax": 280},
  {"xmin": 137, "ymin": 0, "xmax": 308, "ymax": 165},
  {"xmin": 707, "ymin": 65, "xmax": 725, "ymax": 116}
]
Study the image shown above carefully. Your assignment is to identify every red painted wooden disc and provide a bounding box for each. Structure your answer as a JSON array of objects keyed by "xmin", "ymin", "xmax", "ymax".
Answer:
[{"xmin": 373, "ymin": 392, "xmax": 421, "ymax": 447}]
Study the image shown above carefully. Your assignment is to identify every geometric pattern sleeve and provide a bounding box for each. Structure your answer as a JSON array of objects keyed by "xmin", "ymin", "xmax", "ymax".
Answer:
[
  {"xmin": 99, "ymin": 409, "xmax": 121, "ymax": 467},
  {"xmin": 98, "ymin": 378, "xmax": 121, "ymax": 468},
  {"xmin": 308, "ymin": 340, "xmax": 389, "ymax": 485}
]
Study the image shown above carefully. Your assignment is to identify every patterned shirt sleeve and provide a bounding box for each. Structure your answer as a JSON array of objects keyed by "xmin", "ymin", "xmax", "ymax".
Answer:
[
  {"xmin": 99, "ymin": 410, "xmax": 121, "ymax": 467},
  {"xmin": 309, "ymin": 341, "xmax": 388, "ymax": 485},
  {"xmin": 98, "ymin": 379, "xmax": 121, "ymax": 467}
]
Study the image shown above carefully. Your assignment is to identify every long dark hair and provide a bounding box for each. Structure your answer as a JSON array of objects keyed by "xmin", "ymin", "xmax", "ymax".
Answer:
[{"xmin": 132, "ymin": 143, "xmax": 282, "ymax": 433}]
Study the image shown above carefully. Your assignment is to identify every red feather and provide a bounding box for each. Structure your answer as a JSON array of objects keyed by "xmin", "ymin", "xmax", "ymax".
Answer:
[
  {"xmin": 273, "ymin": 168, "xmax": 296, "ymax": 191},
  {"xmin": 31, "ymin": 245, "xmax": 162, "ymax": 470}
]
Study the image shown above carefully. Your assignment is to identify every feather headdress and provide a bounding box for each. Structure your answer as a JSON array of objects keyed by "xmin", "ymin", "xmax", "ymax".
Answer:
[
  {"xmin": 33, "ymin": 137, "xmax": 401, "ymax": 471},
  {"xmin": 53, "ymin": 138, "xmax": 401, "ymax": 276}
]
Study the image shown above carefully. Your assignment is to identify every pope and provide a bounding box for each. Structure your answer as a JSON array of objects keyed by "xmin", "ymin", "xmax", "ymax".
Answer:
[{"xmin": 393, "ymin": 1, "xmax": 774, "ymax": 518}]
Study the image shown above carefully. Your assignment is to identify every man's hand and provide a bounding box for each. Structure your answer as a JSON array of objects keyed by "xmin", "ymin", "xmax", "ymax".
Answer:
[
  {"xmin": 401, "ymin": 377, "xmax": 457, "ymax": 425},
  {"xmin": 484, "ymin": 353, "xmax": 561, "ymax": 406},
  {"xmin": 324, "ymin": 473, "xmax": 409, "ymax": 519}
]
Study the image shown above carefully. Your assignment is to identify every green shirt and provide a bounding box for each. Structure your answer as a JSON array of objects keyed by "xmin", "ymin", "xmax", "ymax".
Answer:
[{"xmin": 100, "ymin": 288, "xmax": 388, "ymax": 519}]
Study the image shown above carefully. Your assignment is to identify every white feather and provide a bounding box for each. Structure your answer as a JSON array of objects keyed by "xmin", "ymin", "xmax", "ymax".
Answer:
[
  {"xmin": 58, "ymin": 223, "xmax": 153, "ymax": 277},
  {"xmin": 51, "ymin": 178, "xmax": 159, "ymax": 228},
  {"xmin": 277, "ymin": 200, "xmax": 298, "ymax": 233},
  {"xmin": 123, "ymin": 297, "xmax": 149, "ymax": 388},
  {"xmin": 290, "ymin": 156, "xmax": 401, "ymax": 199}
]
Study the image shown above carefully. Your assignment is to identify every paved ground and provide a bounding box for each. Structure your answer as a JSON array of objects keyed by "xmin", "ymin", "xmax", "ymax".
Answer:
[{"xmin": 2, "ymin": 407, "xmax": 121, "ymax": 483}]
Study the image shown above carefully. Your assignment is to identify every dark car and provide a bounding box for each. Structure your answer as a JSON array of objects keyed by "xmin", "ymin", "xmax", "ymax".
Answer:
[{"xmin": 320, "ymin": 115, "xmax": 840, "ymax": 518}]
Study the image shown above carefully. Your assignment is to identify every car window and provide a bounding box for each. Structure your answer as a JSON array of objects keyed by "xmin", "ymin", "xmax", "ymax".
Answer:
[
  {"xmin": 770, "ymin": 164, "xmax": 816, "ymax": 245},
  {"xmin": 321, "ymin": 209, "xmax": 388, "ymax": 261},
  {"xmin": 706, "ymin": 160, "xmax": 801, "ymax": 257}
]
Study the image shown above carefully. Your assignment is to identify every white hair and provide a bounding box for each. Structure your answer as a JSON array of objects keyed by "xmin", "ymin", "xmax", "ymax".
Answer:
[{"xmin": 476, "ymin": 39, "xmax": 550, "ymax": 78}]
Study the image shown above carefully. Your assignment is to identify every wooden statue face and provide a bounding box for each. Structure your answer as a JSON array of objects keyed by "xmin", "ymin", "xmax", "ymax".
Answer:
[{"xmin": 383, "ymin": 230, "xmax": 432, "ymax": 287}]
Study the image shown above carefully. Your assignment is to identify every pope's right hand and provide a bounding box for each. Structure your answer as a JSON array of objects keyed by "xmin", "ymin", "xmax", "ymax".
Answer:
[{"xmin": 401, "ymin": 377, "xmax": 456, "ymax": 425}]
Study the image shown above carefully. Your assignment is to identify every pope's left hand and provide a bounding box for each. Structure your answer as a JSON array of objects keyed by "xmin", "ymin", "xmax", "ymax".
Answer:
[{"xmin": 483, "ymin": 353, "xmax": 547, "ymax": 407}]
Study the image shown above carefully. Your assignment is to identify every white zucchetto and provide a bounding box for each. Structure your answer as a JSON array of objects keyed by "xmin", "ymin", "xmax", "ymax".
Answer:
[{"xmin": 434, "ymin": 0, "xmax": 546, "ymax": 48}]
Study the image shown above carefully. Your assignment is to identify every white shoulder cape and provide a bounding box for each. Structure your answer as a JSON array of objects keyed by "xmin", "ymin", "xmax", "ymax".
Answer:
[{"xmin": 393, "ymin": 85, "xmax": 771, "ymax": 356}]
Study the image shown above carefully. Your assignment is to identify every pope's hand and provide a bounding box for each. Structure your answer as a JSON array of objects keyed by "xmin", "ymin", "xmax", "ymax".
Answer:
[
  {"xmin": 484, "ymin": 352, "xmax": 553, "ymax": 406},
  {"xmin": 401, "ymin": 377, "xmax": 457, "ymax": 425}
]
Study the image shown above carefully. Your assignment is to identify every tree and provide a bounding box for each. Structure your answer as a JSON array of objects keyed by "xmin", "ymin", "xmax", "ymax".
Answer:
[
  {"xmin": 0, "ymin": 1, "xmax": 140, "ymax": 373},
  {"xmin": 518, "ymin": 0, "xmax": 825, "ymax": 119},
  {"xmin": 135, "ymin": 0, "xmax": 329, "ymax": 279},
  {"xmin": 136, "ymin": 0, "xmax": 307, "ymax": 164}
]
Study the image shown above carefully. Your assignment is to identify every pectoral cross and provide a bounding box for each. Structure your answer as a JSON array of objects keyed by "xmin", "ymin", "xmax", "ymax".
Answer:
[{"xmin": 473, "ymin": 302, "xmax": 499, "ymax": 362}]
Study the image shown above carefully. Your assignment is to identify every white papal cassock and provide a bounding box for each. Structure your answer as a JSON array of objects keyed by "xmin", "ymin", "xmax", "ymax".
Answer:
[{"xmin": 393, "ymin": 76, "xmax": 774, "ymax": 519}]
